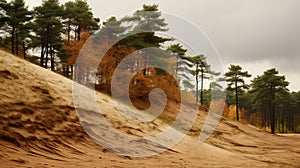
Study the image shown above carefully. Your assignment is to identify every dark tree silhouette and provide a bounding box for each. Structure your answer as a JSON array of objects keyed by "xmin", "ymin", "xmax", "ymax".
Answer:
[
  {"xmin": 225, "ymin": 64, "xmax": 251, "ymax": 121},
  {"xmin": 251, "ymin": 68, "xmax": 289, "ymax": 134}
]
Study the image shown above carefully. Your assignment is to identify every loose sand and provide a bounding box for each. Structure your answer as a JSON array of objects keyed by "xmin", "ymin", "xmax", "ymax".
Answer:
[{"xmin": 0, "ymin": 50, "xmax": 299, "ymax": 167}]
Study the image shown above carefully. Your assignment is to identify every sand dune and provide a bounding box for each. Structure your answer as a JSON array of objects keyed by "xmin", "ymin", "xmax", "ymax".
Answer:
[{"xmin": 0, "ymin": 50, "xmax": 299, "ymax": 167}]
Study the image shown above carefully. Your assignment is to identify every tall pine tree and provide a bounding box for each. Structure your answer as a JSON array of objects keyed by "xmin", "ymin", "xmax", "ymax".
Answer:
[
  {"xmin": 63, "ymin": 0, "xmax": 99, "ymax": 42},
  {"xmin": 183, "ymin": 55, "xmax": 219, "ymax": 105},
  {"xmin": 0, "ymin": 0, "xmax": 32, "ymax": 56},
  {"xmin": 32, "ymin": 0, "xmax": 64, "ymax": 70},
  {"xmin": 251, "ymin": 68, "xmax": 289, "ymax": 134},
  {"xmin": 225, "ymin": 64, "xmax": 251, "ymax": 121}
]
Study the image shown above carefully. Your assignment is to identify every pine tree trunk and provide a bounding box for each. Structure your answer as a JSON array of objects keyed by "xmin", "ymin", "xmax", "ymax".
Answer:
[
  {"xmin": 200, "ymin": 71, "xmax": 204, "ymax": 105},
  {"xmin": 50, "ymin": 44, "xmax": 54, "ymax": 71},
  {"xmin": 40, "ymin": 29, "xmax": 45, "ymax": 67},
  {"xmin": 77, "ymin": 25, "xmax": 81, "ymax": 41},
  {"xmin": 11, "ymin": 27, "xmax": 15, "ymax": 55},
  {"xmin": 262, "ymin": 109, "xmax": 266, "ymax": 128},
  {"xmin": 267, "ymin": 106, "xmax": 270, "ymax": 128},
  {"xmin": 49, "ymin": 27, "xmax": 54, "ymax": 71},
  {"xmin": 176, "ymin": 56, "xmax": 179, "ymax": 77},
  {"xmin": 45, "ymin": 27, "xmax": 50, "ymax": 69},
  {"xmin": 23, "ymin": 41, "xmax": 26, "ymax": 59},
  {"xmin": 289, "ymin": 110, "xmax": 293, "ymax": 132},
  {"xmin": 66, "ymin": 66, "xmax": 70, "ymax": 78},
  {"xmin": 286, "ymin": 108, "xmax": 289, "ymax": 132},
  {"xmin": 195, "ymin": 63, "xmax": 199, "ymax": 104},
  {"xmin": 67, "ymin": 24, "xmax": 71, "ymax": 44},
  {"xmin": 284, "ymin": 110, "xmax": 287, "ymax": 133},
  {"xmin": 270, "ymin": 88, "xmax": 275, "ymax": 134},
  {"xmin": 281, "ymin": 110, "xmax": 284, "ymax": 133},
  {"xmin": 16, "ymin": 31, "xmax": 19, "ymax": 56},
  {"xmin": 45, "ymin": 43, "xmax": 49, "ymax": 69},
  {"xmin": 71, "ymin": 64, "xmax": 74, "ymax": 80},
  {"xmin": 40, "ymin": 46, "xmax": 44, "ymax": 67},
  {"xmin": 235, "ymin": 80, "xmax": 239, "ymax": 121}
]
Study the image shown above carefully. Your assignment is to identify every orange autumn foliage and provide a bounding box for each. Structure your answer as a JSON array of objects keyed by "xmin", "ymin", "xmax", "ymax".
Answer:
[{"xmin": 62, "ymin": 30, "xmax": 91, "ymax": 66}]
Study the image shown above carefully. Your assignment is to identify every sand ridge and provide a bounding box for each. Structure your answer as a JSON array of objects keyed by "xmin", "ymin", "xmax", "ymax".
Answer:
[{"xmin": 0, "ymin": 50, "xmax": 300, "ymax": 167}]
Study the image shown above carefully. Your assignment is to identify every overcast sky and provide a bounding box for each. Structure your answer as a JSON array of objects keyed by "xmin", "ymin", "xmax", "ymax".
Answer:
[{"xmin": 24, "ymin": 0, "xmax": 300, "ymax": 91}]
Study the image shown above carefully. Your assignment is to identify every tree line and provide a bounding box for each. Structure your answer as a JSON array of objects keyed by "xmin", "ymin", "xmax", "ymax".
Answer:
[
  {"xmin": 1, "ymin": 0, "xmax": 299, "ymax": 134},
  {"xmin": 221, "ymin": 66, "xmax": 299, "ymax": 134},
  {"xmin": 0, "ymin": 0, "xmax": 221, "ymax": 103},
  {"xmin": 0, "ymin": 0, "xmax": 99, "ymax": 74},
  {"xmin": 167, "ymin": 46, "xmax": 300, "ymax": 134}
]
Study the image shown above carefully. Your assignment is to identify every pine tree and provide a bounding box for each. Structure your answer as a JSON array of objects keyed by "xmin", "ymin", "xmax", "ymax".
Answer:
[
  {"xmin": 120, "ymin": 4, "xmax": 171, "ymax": 49},
  {"xmin": 251, "ymin": 68, "xmax": 289, "ymax": 133},
  {"xmin": 62, "ymin": 0, "xmax": 99, "ymax": 41},
  {"xmin": 225, "ymin": 64, "xmax": 251, "ymax": 121},
  {"xmin": 183, "ymin": 55, "xmax": 219, "ymax": 105},
  {"xmin": 61, "ymin": 30, "xmax": 92, "ymax": 78},
  {"xmin": 94, "ymin": 16, "xmax": 129, "ymax": 45},
  {"xmin": 0, "ymin": 0, "xmax": 8, "ymax": 48},
  {"xmin": 0, "ymin": 0, "xmax": 32, "ymax": 56},
  {"xmin": 32, "ymin": 0, "xmax": 64, "ymax": 70},
  {"xmin": 118, "ymin": 4, "xmax": 172, "ymax": 74},
  {"xmin": 167, "ymin": 43, "xmax": 196, "ymax": 91},
  {"xmin": 0, "ymin": 0, "xmax": 7, "ymax": 28},
  {"xmin": 167, "ymin": 43, "xmax": 187, "ymax": 76},
  {"xmin": 126, "ymin": 4, "xmax": 168, "ymax": 32}
]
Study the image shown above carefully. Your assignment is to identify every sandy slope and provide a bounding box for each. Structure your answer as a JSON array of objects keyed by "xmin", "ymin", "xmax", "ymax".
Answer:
[{"xmin": 0, "ymin": 50, "xmax": 299, "ymax": 167}]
